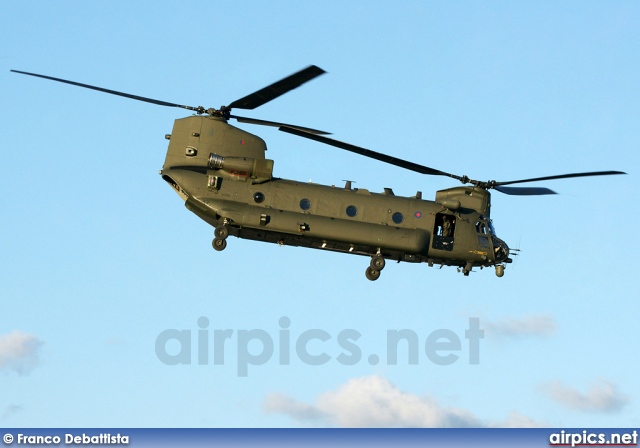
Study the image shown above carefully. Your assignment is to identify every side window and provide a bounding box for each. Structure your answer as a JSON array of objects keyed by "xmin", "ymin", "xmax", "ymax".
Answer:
[
  {"xmin": 346, "ymin": 205, "xmax": 358, "ymax": 217},
  {"xmin": 478, "ymin": 235, "xmax": 491, "ymax": 249},
  {"xmin": 300, "ymin": 198, "xmax": 311, "ymax": 211},
  {"xmin": 391, "ymin": 212, "xmax": 404, "ymax": 224}
]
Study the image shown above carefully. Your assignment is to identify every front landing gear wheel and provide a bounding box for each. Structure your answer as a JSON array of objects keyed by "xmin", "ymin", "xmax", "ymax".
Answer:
[
  {"xmin": 365, "ymin": 267, "xmax": 381, "ymax": 281},
  {"xmin": 212, "ymin": 237, "xmax": 227, "ymax": 251},
  {"xmin": 495, "ymin": 265, "xmax": 505, "ymax": 277},
  {"xmin": 370, "ymin": 255, "xmax": 385, "ymax": 271}
]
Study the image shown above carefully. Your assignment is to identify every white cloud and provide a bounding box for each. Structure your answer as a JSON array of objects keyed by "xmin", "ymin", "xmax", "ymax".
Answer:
[
  {"xmin": 0, "ymin": 331, "xmax": 44, "ymax": 375},
  {"xmin": 263, "ymin": 393, "xmax": 327, "ymax": 422},
  {"xmin": 498, "ymin": 411, "xmax": 544, "ymax": 428},
  {"xmin": 541, "ymin": 379, "xmax": 629, "ymax": 413},
  {"xmin": 484, "ymin": 314, "xmax": 557, "ymax": 339},
  {"xmin": 264, "ymin": 375, "xmax": 543, "ymax": 428}
]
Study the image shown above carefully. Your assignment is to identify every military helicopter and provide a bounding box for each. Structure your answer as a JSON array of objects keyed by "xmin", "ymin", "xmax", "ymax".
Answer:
[{"xmin": 11, "ymin": 66, "xmax": 625, "ymax": 280}]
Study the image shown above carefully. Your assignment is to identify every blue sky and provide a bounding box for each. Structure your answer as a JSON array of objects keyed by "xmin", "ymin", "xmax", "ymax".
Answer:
[{"xmin": 1, "ymin": 1, "xmax": 638, "ymax": 428}]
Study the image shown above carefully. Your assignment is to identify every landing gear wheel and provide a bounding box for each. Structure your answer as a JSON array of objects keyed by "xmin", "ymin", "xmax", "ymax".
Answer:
[
  {"xmin": 370, "ymin": 255, "xmax": 385, "ymax": 271},
  {"xmin": 365, "ymin": 267, "xmax": 381, "ymax": 281},
  {"xmin": 495, "ymin": 265, "xmax": 505, "ymax": 277},
  {"xmin": 214, "ymin": 226, "xmax": 229, "ymax": 239},
  {"xmin": 212, "ymin": 237, "xmax": 227, "ymax": 251}
]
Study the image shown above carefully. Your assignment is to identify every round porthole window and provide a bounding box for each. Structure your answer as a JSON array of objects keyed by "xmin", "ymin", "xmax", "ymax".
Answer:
[
  {"xmin": 253, "ymin": 192, "xmax": 265, "ymax": 203},
  {"xmin": 392, "ymin": 212, "xmax": 404, "ymax": 224},
  {"xmin": 300, "ymin": 198, "xmax": 311, "ymax": 210},
  {"xmin": 346, "ymin": 205, "xmax": 358, "ymax": 217}
]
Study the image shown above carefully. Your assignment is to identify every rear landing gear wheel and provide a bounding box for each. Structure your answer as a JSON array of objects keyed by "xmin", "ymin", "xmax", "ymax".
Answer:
[
  {"xmin": 214, "ymin": 226, "xmax": 229, "ymax": 239},
  {"xmin": 495, "ymin": 265, "xmax": 505, "ymax": 277},
  {"xmin": 365, "ymin": 267, "xmax": 381, "ymax": 281},
  {"xmin": 212, "ymin": 237, "xmax": 227, "ymax": 251}
]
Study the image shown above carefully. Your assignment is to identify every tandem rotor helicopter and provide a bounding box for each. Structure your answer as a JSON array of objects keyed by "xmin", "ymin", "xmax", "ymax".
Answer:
[{"xmin": 11, "ymin": 66, "xmax": 625, "ymax": 280}]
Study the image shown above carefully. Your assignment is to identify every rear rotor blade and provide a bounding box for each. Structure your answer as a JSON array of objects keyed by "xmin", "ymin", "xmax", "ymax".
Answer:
[
  {"xmin": 495, "ymin": 171, "xmax": 626, "ymax": 187},
  {"xmin": 11, "ymin": 70, "xmax": 200, "ymax": 111},
  {"xmin": 227, "ymin": 65, "xmax": 326, "ymax": 110},
  {"xmin": 230, "ymin": 115, "xmax": 330, "ymax": 135},
  {"xmin": 279, "ymin": 126, "xmax": 463, "ymax": 181}
]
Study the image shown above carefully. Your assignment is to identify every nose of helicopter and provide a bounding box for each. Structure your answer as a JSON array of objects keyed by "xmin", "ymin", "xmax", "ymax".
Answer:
[{"xmin": 492, "ymin": 235, "xmax": 510, "ymax": 263}]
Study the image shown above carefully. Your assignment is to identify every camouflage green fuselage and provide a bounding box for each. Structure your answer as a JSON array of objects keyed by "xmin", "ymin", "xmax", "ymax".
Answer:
[{"xmin": 161, "ymin": 116, "xmax": 509, "ymax": 269}]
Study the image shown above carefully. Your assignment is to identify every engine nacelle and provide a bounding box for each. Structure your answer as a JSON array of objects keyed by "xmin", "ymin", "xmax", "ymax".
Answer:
[{"xmin": 208, "ymin": 153, "xmax": 274, "ymax": 183}]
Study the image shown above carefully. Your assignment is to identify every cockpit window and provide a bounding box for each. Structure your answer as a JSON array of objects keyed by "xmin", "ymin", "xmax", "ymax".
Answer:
[{"xmin": 476, "ymin": 221, "xmax": 487, "ymax": 234}]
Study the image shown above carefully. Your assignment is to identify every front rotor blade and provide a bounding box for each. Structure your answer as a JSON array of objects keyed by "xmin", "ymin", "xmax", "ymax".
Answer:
[
  {"xmin": 494, "ymin": 186, "xmax": 557, "ymax": 195},
  {"xmin": 227, "ymin": 65, "xmax": 326, "ymax": 110},
  {"xmin": 230, "ymin": 115, "xmax": 330, "ymax": 135},
  {"xmin": 279, "ymin": 126, "xmax": 463, "ymax": 180},
  {"xmin": 11, "ymin": 70, "xmax": 199, "ymax": 111},
  {"xmin": 495, "ymin": 170, "xmax": 626, "ymax": 187}
]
